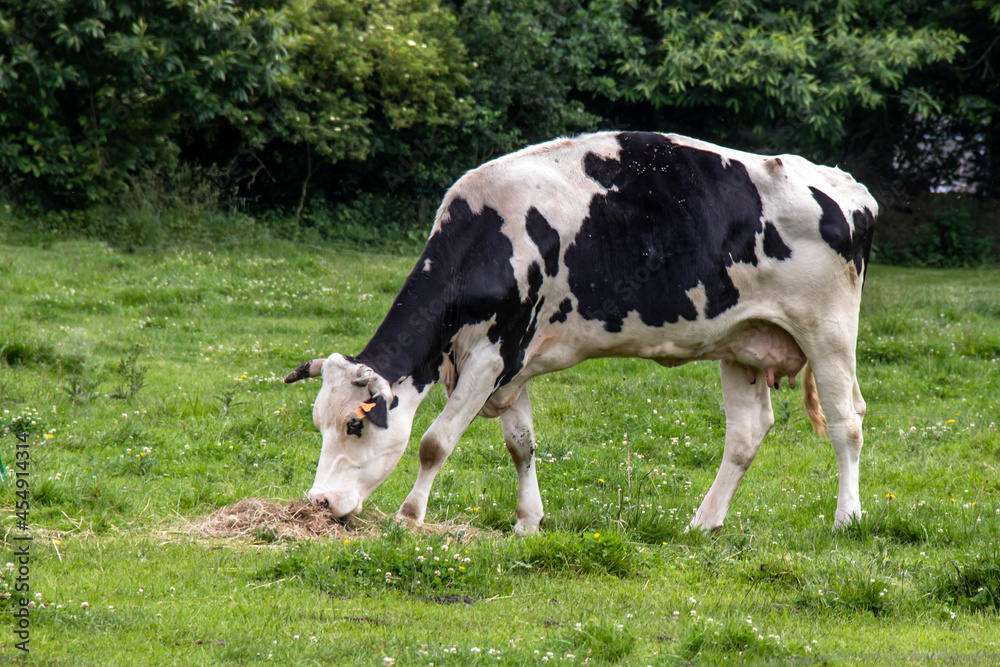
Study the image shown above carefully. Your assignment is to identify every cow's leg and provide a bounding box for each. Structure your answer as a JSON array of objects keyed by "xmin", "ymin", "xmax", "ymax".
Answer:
[
  {"xmin": 397, "ymin": 354, "xmax": 502, "ymax": 524},
  {"xmin": 499, "ymin": 388, "xmax": 544, "ymax": 533},
  {"xmin": 809, "ymin": 353, "xmax": 866, "ymax": 528},
  {"xmin": 691, "ymin": 359, "xmax": 774, "ymax": 531}
]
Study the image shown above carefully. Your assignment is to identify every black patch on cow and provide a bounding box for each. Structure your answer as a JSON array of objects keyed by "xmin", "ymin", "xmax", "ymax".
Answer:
[
  {"xmin": 346, "ymin": 417, "xmax": 363, "ymax": 437},
  {"xmin": 390, "ymin": 395, "xmax": 399, "ymax": 410},
  {"xmin": 549, "ymin": 297, "xmax": 573, "ymax": 324},
  {"xmin": 526, "ymin": 207, "xmax": 560, "ymax": 277},
  {"xmin": 811, "ymin": 187, "xmax": 853, "ymax": 261},
  {"xmin": 366, "ymin": 394, "xmax": 389, "ymax": 428},
  {"xmin": 355, "ymin": 198, "xmax": 543, "ymax": 391},
  {"xmin": 811, "ymin": 187, "xmax": 875, "ymax": 277},
  {"xmin": 852, "ymin": 207, "xmax": 876, "ymax": 279},
  {"xmin": 762, "ymin": 222, "xmax": 793, "ymax": 260},
  {"xmin": 564, "ymin": 132, "xmax": 764, "ymax": 332}
]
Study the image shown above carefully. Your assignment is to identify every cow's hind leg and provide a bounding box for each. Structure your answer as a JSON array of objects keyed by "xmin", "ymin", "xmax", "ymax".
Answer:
[
  {"xmin": 691, "ymin": 359, "xmax": 774, "ymax": 531},
  {"xmin": 809, "ymin": 354, "xmax": 866, "ymax": 528},
  {"xmin": 499, "ymin": 388, "xmax": 544, "ymax": 533},
  {"xmin": 397, "ymin": 353, "xmax": 502, "ymax": 525}
]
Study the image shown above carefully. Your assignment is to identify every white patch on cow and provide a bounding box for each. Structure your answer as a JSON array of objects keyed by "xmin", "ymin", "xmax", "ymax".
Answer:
[
  {"xmin": 726, "ymin": 261, "xmax": 761, "ymax": 306},
  {"xmin": 449, "ymin": 318, "xmax": 496, "ymax": 373},
  {"xmin": 422, "ymin": 258, "xmax": 433, "ymax": 272},
  {"xmin": 743, "ymin": 152, "xmax": 877, "ymax": 244},
  {"xmin": 685, "ymin": 282, "xmax": 708, "ymax": 320}
]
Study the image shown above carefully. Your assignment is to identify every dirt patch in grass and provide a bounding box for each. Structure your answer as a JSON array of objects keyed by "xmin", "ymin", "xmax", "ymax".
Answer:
[{"xmin": 184, "ymin": 497, "xmax": 492, "ymax": 543}]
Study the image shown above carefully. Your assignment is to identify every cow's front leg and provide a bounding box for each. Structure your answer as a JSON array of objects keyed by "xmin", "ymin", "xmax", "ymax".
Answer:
[
  {"xmin": 499, "ymin": 388, "xmax": 544, "ymax": 533},
  {"xmin": 691, "ymin": 359, "xmax": 774, "ymax": 531},
  {"xmin": 397, "ymin": 353, "xmax": 502, "ymax": 524}
]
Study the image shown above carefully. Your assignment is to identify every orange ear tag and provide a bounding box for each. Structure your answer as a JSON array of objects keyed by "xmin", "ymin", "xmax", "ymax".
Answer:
[{"xmin": 355, "ymin": 401, "xmax": 376, "ymax": 420}]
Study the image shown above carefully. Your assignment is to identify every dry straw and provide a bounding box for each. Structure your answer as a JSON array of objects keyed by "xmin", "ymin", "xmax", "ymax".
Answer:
[{"xmin": 185, "ymin": 497, "xmax": 492, "ymax": 543}]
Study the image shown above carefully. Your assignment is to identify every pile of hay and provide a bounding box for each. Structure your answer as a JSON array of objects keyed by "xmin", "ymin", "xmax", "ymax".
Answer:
[
  {"xmin": 185, "ymin": 497, "xmax": 491, "ymax": 543},
  {"xmin": 186, "ymin": 498, "xmax": 354, "ymax": 542}
]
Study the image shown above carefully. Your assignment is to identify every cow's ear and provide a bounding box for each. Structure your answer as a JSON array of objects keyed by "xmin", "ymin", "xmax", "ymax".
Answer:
[
  {"xmin": 284, "ymin": 358, "xmax": 325, "ymax": 383},
  {"xmin": 365, "ymin": 394, "xmax": 390, "ymax": 429}
]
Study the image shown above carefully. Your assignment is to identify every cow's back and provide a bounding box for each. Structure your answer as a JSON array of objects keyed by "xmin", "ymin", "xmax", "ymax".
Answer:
[{"xmin": 440, "ymin": 131, "xmax": 873, "ymax": 327}]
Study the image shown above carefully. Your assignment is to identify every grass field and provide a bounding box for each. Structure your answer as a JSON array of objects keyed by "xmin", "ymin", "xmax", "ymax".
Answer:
[{"xmin": 1, "ymin": 238, "xmax": 999, "ymax": 665}]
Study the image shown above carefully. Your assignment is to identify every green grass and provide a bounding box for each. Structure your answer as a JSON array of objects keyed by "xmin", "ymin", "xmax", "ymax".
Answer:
[{"xmin": 2, "ymin": 239, "xmax": 1000, "ymax": 665}]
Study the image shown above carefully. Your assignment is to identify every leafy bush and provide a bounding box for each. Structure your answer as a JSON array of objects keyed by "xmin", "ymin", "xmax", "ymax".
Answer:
[
  {"xmin": 0, "ymin": 0, "xmax": 293, "ymax": 197},
  {"xmin": 880, "ymin": 207, "xmax": 995, "ymax": 267}
]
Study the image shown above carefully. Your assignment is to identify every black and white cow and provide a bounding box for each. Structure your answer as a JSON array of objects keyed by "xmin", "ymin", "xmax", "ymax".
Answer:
[{"xmin": 285, "ymin": 131, "xmax": 877, "ymax": 533}]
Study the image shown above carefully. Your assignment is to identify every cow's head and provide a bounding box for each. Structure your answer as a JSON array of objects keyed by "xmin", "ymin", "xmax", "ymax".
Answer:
[{"xmin": 284, "ymin": 353, "xmax": 413, "ymax": 517}]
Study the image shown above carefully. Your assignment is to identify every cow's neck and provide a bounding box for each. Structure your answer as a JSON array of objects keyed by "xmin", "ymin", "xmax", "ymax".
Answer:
[{"xmin": 354, "ymin": 264, "xmax": 456, "ymax": 392}]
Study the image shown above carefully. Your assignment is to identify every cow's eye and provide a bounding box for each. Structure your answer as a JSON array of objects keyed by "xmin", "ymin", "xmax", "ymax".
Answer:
[{"xmin": 346, "ymin": 417, "xmax": 364, "ymax": 437}]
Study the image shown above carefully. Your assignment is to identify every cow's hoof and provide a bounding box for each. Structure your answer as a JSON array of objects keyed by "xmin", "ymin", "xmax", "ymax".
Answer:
[
  {"xmin": 397, "ymin": 499, "xmax": 425, "ymax": 523},
  {"xmin": 512, "ymin": 521, "xmax": 541, "ymax": 535},
  {"xmin": 512, "ymin": 513, "xmax": 544, "ymax": 535},
  {"xmin": 394, "ymin": 513, "xmax": 423, "ymax": 529},
  {"xmin": 832, "ymin": 509, "xmax": 862, "ymax": 530},
  {"xmin": 686, "ymin": 520, "xmax": 723, "ymax": 534},
  {"xmin": 396, "ymin": 501, "xmax": 426, "ymax": 528}
]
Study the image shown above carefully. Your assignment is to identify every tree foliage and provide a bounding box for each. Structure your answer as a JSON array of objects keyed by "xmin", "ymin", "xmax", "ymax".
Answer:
[
  {"xmin": 0, "ymin": 0, "xmax": 995, "ymax": 210},
  {"xmin": 448, "ymin": 0, "xmax": 629, "ymax": 162},
  {"xmin": 614, "ymin": 0, "xmax": 966, "ymax": 148},
  {"xmin": 0, "ymin": 0, "xmax": 292, "ymax": 197},
  {"xmin": 250, "ymin": 0, "xmax": 469, "ymax": 163},
  {"xmin": 883, "ymin": 0, "xmax": 1000, "ymax": 196}
]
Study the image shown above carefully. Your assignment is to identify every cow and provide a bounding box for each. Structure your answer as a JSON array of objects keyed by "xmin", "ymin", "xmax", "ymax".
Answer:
[{"xmin": 284, "ymin": 131, "xmax": 877, "ymax": 534}]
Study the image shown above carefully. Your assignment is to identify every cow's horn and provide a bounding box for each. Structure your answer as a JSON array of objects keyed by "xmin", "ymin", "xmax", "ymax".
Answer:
[{"xmin": 284, "ymin": 358, "xmax": 325, "ymax": 383}]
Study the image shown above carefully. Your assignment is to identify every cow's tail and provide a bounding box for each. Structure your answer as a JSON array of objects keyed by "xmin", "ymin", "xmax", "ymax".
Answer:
[{"xmin": 801, "ymin": 363, "xmax": 827, "ymax": 437}]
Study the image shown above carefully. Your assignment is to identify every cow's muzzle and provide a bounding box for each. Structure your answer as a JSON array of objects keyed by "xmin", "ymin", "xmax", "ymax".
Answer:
[{"xmin": 307, "ymin": 488, "xmax": 362, "ymax": 518}]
